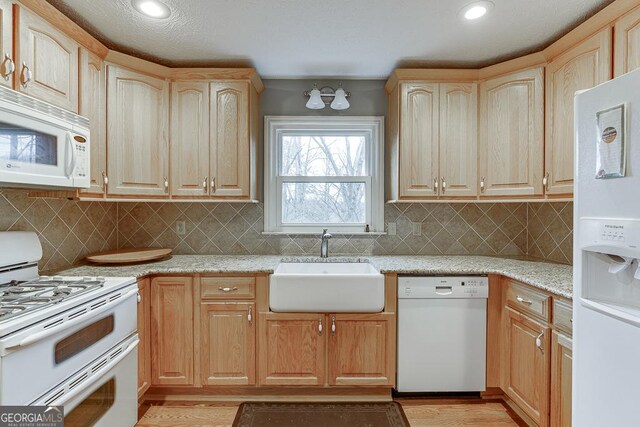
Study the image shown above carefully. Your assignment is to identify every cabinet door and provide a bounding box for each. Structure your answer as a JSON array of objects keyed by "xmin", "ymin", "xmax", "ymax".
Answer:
[
  {"xmin": 0, "ymin": 1, "xmax": 13, "ymax": 88},
  {"xmin": 439, "ymin": 83, "xmax": 477, "ymax": 197},
  {"xmin": 210, "ymin": 81, "xmax": 250, "ymax": 198},
  {"xmin": 137, "ymin": 278, "xmax": 151, "ymax": 397},
  {"xmin": 503, "ymin": 307, "xmax": 551, "ymax": 427},
  {"xmin": 327, "ymin": 314, "xmax": 394, "ymax": 386},
  {"xmin": 171, "ymin": 81, "xmax": 210, "ymax": 197},
  {"xmin": 479, "ymin": 68, "xmax": 544, "ymax": 197},
  {"xmin": 201, "ymin": 302, "xmax": 255, "ymax": 386},
  {"xmin": 79, "ymin": 49, "xmax": 106, "ymax": 196},
  {"xmin": 545, "ymin": 28, "xmax": 611, "ymax": 195},
  {"xmin": 399, "ymin": 82, "xmax": 439, "ymax": 198},
  {"xmin": 614, "ymin": 5, "xmax": 640, "ymax": 77},
  {"xmin": 550, "ymin": 332, "xmax": 572, "ymax": 427},
  {"xmin": 15, "ymin": 5, "xmax": 79, "ymax": 111},
  {"xmin": 107, "ymin": 65, "xmax": 169, "ymax": 196},
  {"xmin": 151, "ymin": 277, "xmax": 194, "ymax": 386},
  {"xmin": 258, "ymin": 313, "xmax": 325, "ymax": 386}
]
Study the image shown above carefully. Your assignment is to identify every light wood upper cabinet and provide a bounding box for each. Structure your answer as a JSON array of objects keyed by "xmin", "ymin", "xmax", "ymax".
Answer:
[
  {"xmin": 398, "ymin": 82, "xmax": 440, "ymax": 198},
  {"xmin": 15, "ymin": 5, "xmax": 79, "ymax": 112},
  {"xmin": 210, "ymin": 81, "xmax": 251, "ymax": 198},
  {"xmin": 439, "ymin": 83, "xmax": 478, "ymax": 197},
  {"xmin": 171, "ymin": 81, "xmax": 210, "ymax": 197},
  {"xmin": 258, "ymin": 313, "xmax": 325, "ymax": 386},
  {"xmin": 551, "ymin": 332, "xmax": 572, "ymax": 427},
  {"xmin": 150, "ymin": 277, "xmax": 194, "ymax": 386},
  {"xmin": 479, "ymin": 67, "xmax": 544, "ymax": 197},
  {"xmin": 327, "ymin": 314, "xmax": 394, "ymax": 386},
  {"xmin": 201, "ymin": 302, "xmax": 255, "ymax": 386},
  {"xmin": 106, "ymin": 65, "xmax": 169, "ymax": 196},
  {"xmin": 503, "ymin": 307, "xmax": 551, "ymax": 427},
  {"xmin": 0, "ymin": 1, "xmax": 13, "ymax": 88},
  {"xmin": 545, "ymin": 28, "xmax": 612, "ymax": 195},
  {"xmin": 79, "ymin": 49, "xmax": 106, "ymax": 196},
  {"xmin": 137, "ymin": 278, "xmax": 151, "ymax": 398},
  {"xmin": 614, "ymin": 5, "xmax": 640, "ymax": 77}
]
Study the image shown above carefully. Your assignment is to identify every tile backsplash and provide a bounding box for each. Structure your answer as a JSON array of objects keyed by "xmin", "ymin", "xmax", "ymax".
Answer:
[
  {"xmin": 0, "ymin": 189, "xmax": 117, "ymax": 273},
  {"xmin": 0, "ymin": 187, "xmax": 574, "ymax": 271}
]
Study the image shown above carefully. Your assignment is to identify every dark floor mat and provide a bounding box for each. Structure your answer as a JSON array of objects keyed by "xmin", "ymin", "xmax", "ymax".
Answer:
[{"xmin": 232, "ymin": 401, "xmax": 410, "ymax": 427}]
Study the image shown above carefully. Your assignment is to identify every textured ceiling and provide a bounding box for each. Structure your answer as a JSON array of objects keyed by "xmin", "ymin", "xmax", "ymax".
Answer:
[{"xmin": 46, "ymin": 0, "xmax": 613, "ymax": 78}]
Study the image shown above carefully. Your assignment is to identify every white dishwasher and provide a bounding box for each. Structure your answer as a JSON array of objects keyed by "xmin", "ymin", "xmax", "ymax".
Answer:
[{"xmin": 396, "ymin": 276, "xmax": 488, "ymax": 393}]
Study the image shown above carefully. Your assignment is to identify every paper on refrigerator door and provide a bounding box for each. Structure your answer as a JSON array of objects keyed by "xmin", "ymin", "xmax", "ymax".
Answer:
[{"xmin": 595, "ymin": 104, "xmax": 626, "ymax": 179}]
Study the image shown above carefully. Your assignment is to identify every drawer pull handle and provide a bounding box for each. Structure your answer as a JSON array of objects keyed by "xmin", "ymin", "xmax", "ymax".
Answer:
[
  {"xmin": 516, "ymin": 295, "xmax": 533, "ymax": 305},
  {"xmin": 218, "ymin": 286, "xmax": 238, "ymax": 292},
  {"xmin": 318, "ymin": 318, "xmax": 323, "ymax": 336},
  {"xmin": 331, "ymin": 316, "xmax": 336, "ymax": 335}
]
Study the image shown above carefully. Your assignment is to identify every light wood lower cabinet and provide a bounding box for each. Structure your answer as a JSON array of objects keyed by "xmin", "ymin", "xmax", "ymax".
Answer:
[
  {"xmin": 137, "ymin": 278, "xmax": 151, "ymax": 398},
  {"xmin": 503, "ymin": 307, "xmax": 551, "ymax": 427},
  {"xmin": 550, "ymin": 332, "xmax": 572, "ymax": 427},
  {"xmin": 327, "ymin": 314, "xmax": 395, "ymax": 386},
  {"xmin": 150, "ymin": 277, "xmax": 194, "ymax": 386},
  {"xmin": 258, "ymin": 313, "xmax": 326, "ymax": 386},
  {"xmin": 201, "ymin": 302, "xmax": 255, "ymax": 386}
]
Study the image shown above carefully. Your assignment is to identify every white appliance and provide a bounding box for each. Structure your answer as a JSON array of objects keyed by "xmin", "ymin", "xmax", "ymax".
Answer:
[
  {"xmin": 396, "ymin": 276, "xmax": 488, "ymax": 393},
  {"xmin": 573, "ymin": 68, "xmax": 640, "ymax": 426},
  {"xmin": 0, "ymin": 231, "xmax": 138, "ymax": 427},
  {"xmin": 0, "ymin": 85, "xmax": 90, "ymax": 189}
]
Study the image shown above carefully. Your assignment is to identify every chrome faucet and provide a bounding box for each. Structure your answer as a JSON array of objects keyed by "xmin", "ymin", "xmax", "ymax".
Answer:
[{"xmin": 320, "ymin": 229, "xmax": 332, "ymax": 258}]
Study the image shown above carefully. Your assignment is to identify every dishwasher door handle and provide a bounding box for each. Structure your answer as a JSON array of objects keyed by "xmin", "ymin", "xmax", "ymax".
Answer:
[{"xmin": 435, "ymin": 286, "xmax": 453, "ymax": 295}]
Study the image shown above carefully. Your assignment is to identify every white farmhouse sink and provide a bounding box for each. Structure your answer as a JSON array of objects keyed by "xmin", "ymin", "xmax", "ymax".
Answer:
[{"xmin": 269, "ymin": 262, "xmax": 385, "ymax": 313}]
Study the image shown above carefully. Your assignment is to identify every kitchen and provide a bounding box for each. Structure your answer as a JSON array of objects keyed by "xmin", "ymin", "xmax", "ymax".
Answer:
[{"xmin": 0, "ymin": 0, "xmax": 638, "ymax": 426}]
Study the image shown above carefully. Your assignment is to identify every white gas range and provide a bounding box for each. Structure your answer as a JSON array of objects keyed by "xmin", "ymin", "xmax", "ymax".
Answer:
[{"xmin": 0, "ymin": 231, "xmax": 138, "ymax": 427}]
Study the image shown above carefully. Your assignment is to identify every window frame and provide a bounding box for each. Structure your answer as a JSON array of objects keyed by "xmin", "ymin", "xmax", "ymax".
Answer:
[{"xmin": 264, "ymin": 116, "xmax": 384, "ymax": 234}]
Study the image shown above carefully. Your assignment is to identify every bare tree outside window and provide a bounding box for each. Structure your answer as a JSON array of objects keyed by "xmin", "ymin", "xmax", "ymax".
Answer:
[{"xmin": 281, "ymin": 135, "xmax": 367, "ymax": 224}]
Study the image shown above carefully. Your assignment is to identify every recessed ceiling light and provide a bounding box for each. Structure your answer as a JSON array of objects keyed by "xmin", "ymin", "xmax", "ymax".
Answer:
[
  {"xmin": 459, "ymin": 1, "xmax": 494, "ymax": 21},
  {"xmin": 131, "ymin": 0, "xmax": 171, "ymax": 19}
]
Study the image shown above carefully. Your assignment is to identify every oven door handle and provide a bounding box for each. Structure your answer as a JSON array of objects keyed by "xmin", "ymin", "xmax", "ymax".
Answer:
[
  {"xmin": 7, "ymin": 289, "xmax": 138, "ymax": 350},
  {"xmin": 51, "ymin": 338, "xmax": 139, "ymax": 408}
]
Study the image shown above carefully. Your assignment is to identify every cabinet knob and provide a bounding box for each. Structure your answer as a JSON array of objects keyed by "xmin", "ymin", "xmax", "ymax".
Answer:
[
  {"xmin": 543, "ymin": 172, "xmax": 550, "ymax": 192},
  {"xmin": 1, "ymin": 54, "xmax": 14, "ymax": 80},
  {"xmin": 164, "ymin": 176, "xmax": 169, "ymax": 191},
  {"xmin": 20, "ymin": 62, "xmax": 32, "ymax": 88},
  {"xmin": 441, "ymin": 177, "xmax": 446, "ymax": 194},
  {"xmin": 248, "ymin": 306, "xmax": 252, "ymax": 323},
  {"xmin": 480, "ymin": 176, "xmax": 486, "ymax": 193},
  {"xmin": 203, "ymin": 176, "xmax": 208, "ymax": 192},
  {"xmin": 433, "ymin": 177, "xmax": 438, "ymax": 194},
  {"xmin": 318, "ymin": 318, "xmax": 323, "ymax": 336},
  {"xmin": 102, "ymin": 172, "xmax": 108, "ymax": 189},
  {"xmin": 136, "ymin": 292, "xmax": 141, "ymax": 303},
  {"xmin": 535, "ymin": 331, "xmax": 544, "ymax": 354},
  {"xmin": 331, "ymin": 316, "xmax": 336, "ymax": 335},
  {"xmin": 211, "ymin": 177, "xmax": 216, "ymax": 193}
]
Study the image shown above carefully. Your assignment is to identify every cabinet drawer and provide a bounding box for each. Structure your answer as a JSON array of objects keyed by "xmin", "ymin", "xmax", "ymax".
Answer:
[
  {"xmin": 201, "ymin": 277, "xmax": 255, "ymax": 300},
  {"xmin": 553, "ymin": 299, "xmax": 573, "ymax": 336},
  {"xmin": 505, "ymin": 280, "xmax": 550, "ymax": 321}
]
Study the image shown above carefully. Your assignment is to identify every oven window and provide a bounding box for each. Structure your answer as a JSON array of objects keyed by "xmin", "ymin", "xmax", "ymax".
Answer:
[
  {"xmin": 64, "ymin": 378, "xmax": 115, "ymax": 427},
  {"xmin": 55, "ymin": 316, "xmax": 114, "ymax": 364},
  {"xmin": 0, "ymin": 122, "xmax": 57, "ymax": 166}
]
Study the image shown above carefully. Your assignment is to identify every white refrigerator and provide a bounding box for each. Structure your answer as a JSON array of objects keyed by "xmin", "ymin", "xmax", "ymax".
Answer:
[{"xmin": 574, "ymin": 67, "xmax": 640, "ymax": 426}]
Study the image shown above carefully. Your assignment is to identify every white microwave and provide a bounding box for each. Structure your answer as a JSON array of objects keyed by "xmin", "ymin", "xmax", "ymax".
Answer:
[{"xmin": 0, "ymin": 86, "xmax": 90, "ymax": 189}]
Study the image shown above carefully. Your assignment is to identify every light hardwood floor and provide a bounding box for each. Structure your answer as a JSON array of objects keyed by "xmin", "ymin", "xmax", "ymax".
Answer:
[{"xmin": 136, "ymin": 398, "xmax": 526, "ymax": 426}]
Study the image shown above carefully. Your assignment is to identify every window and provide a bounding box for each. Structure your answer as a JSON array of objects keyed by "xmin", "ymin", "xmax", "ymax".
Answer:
[{"xmin": 265, "ymin": 116, "xmax": 384, "ymax": 233}]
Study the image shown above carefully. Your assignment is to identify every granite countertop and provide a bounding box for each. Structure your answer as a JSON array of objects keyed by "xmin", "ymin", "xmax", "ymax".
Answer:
[{"xmin": 59, "ymin": 255, "xmax": 573, "ymax": 299}]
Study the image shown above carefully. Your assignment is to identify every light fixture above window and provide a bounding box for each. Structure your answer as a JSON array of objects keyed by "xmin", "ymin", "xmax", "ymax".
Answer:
[
  {"xmin": 131, "ymin": 0, "xmax": 171, "ymax": 19},
  {"xmin": 304, "ymin": 84, "xmax": 351, "ymax": 110},
  {"xmin": 459, "ymin": 1, "xmax": 494, "ymax": 21}
]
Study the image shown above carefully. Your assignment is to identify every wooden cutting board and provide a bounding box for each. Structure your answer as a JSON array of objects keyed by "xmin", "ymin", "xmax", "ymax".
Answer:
[{"xmin": 86, "ymin": 248, "xmax": 172, "ymax": 264}]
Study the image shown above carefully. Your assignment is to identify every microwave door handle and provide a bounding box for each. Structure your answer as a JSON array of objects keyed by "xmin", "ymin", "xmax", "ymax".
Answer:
[
  {"xmin": 5, "ymin": 289, "xmax": 138, "ymax": 350},
  {"xmin": 48, "ymin": 338, "xmax": 139, "ymax": 408},
  {"xmin": 65, "ymin": 132, "xmax": 77, "ymax": 178}
]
